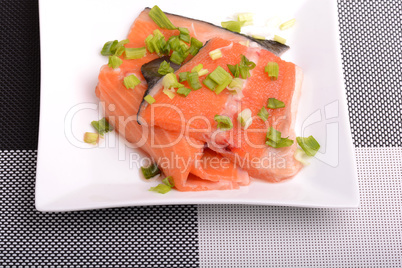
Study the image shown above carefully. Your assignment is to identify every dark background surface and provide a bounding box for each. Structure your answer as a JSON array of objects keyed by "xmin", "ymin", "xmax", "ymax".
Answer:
[{"xmin": 0, "ymin": 0, "xmax": 401, "ymax": 267}]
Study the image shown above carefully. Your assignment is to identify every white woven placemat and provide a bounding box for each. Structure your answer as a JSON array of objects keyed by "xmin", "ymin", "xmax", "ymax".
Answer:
[{"xmin": 198, "ymin": 147, "xmax": 402, "ymax": 267}]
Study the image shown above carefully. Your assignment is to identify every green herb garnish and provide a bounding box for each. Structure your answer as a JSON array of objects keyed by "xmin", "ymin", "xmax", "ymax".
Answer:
[
  {"xmin": 187, "ymin": 37, "xmax": 203, "ymax": 56},
  {"xmin": 158, "ymin": 60, "xmax": 174, "ymax": 75},
  {"xmin": 296, "ymin": 136, "xmax": 320, "ymax": 156},
  {"xmin": 141, "ymin": 163, "xmax": 161, "ymax": 179},
  {"xmin": 267, "ymin": 98, "xmax": 285, "ymax": 109},
  {"xmin": 266, "ymin": 127, "xmax": 293, "ymax": 148},
  {"xmin": 108, "ymin": 55, "xmax": 123, "ymax": 69},
  {"xmin": 221, "ymin": 21, "xmax": 242, "ymax": 33},
  {"xmin": 91, "ymin": 118, "xmax": 114, "ymax": 136},
  {"xmin": 123, "ymin": 74, "xmax": 141, "ymax": 89},
  {"xmin": 177, "ymin": 87, "xmax": 192, "ymax": 97},
  {"xmin": 214, "ymin": 115, "xmax": 233, "ymax": 131},
  {"xmin": 228, "ymin": 55, "xmax": 256, "ymax": 79},
  {"xmin": 148, "ymin": 5, "xmax": 177, "ymax": 30},
  {"xmin": 125, "ymin": 47, "xmax": 146, "ymax": 59},
  {"xmin": 265, "ymin": 62, "xmax": 279, "ymax": 80},
  {"xmin": 187, "ymin": 72, "xmax": 202, "ymax": 90},
  {"xmin": 257, "ymin": 107, "xmax": 269, "ymax": 121}
]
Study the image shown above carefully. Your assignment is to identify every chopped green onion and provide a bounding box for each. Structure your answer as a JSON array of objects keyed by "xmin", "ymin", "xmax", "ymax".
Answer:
[
  {"xmin": 101, "ymin": 39, "xmax": 129, "ymax": 56},
  {"xmin": 162, "ymin": 73, "xmax": 182, "ymax": 89},
  {"xmin": 296, "ymin": 136, "xmax": 320, "ymax": 156},
  {"xmin": 144, "ymin": 95, "xmax": 155, "ymax": 105},
  {"xmin": 209, "ymin": 66, "xmax": 230, "ymax": 85},
  {"xmin": 125, "ymin": 47, "xmax": 146, "ymax": 59},
  {"xmin": 158, "ymin": 60, "xmax": 174, "ymax": 75},
  {"xmin": 117, "ymin": 39, "xmax": 129, "ymax": 46},
  {"xmin": 228, "ymin": 55, "xmax": 256, "ymax": 79},
  {"xmin": 163, "ymin": 88, "xmax": 176, "ymax": 99},
  {"xmin": 187, "ymin": 72, "xmax": 202, "ymax": 90},
  {"xmin": 203, "ymin": 76, "xmax": 218, "ymax": 90},
  {"xmin": 114, "ymin": 46, "xmax": 125, "ymax": 56},
  {"xmin": 170, "ymin": 50, "xmax": 186, "ymax": 65},
  {"xmin": 227, "ymin": 78, "xmax": 244, "ymax": 92},
  {"xmin": 187, "ymin": 37, "xmax": 203, "ymax": 56},
  {"xmin": 240, "ymin": 55, "xmax": 256, "ymax": 73},
  {"xmin": 91, "ymin": 118, "xmax": 114, "ymax": 136},
  {"xmin": 123, "ymin": 74, "xmax": 141, "ymax": 89},
  {"xmin": 108, "ymin": 55, "xmax": 123, "ymax": 69},
  {"xmin": 214, "ymin": 78, "xmax": 231, "ymax": 94},
  {"xmin": 179, "ymin": 34, "xmax": 191, "ymax": 44},
  {"xmin": 267, "ymin": 126, "xmax": 282, "ymax": 143},
  {"xmin": 266, "ymin": 137, "xmax": 294, "ymax": 148},
  {"xmin": 267, "ymin": 98, "xmax": 285, "ymax": 109},
  {"xmin": 178, "ymin": 27, "xmax": 190, "ymax": 35},
  {"xmin": 144, "ymin": 30, "xmax": 166, "ymax": 56},
  {"xmin": 215, "ymin": 80, "xmax": 232, "ymax": 94},
  {"xmin": 239, "ymin": 65, "xmax": 251, "ymax": 79},
  {"xmin": 141, "ymin": 163, "xmax": 161, "ymax": 179},
  {"xmin": 209, "ymin": 49, "xmax": 222, "ymax": 60},
  {"xmin": 252, "ymin": 34, "xmax": 265, "ymax": 40},
  {"xmin": 177, "ymin": 87, "xmax": 191, "ymax": 97},
  {"xmin": 257, "ymin": 107, "xmax": 269, "ymax": 121},
  {"xmin": 178, "ymin": 27, "xmax": 190, "ymax": 43},
  {"xmin": 145, "ymin": 34, "xmax": 155, "ymax": 53},
  {"xmin": 162, "ymin": 176, "xmax": 175, "ymax": 187},
  {"xmin": 294, "ymin": 148, "xmax": 311, "ymax": 166},
  {"xmin": 101, "ymin": 40, "xmax": 118, "ymax": 56},
  {"xmin": 114, "ymin": 39, "xmax": 129, "ymax": 56},
  {"xmin": 214, "ymin": 115, "xmax": 233, "ymax": 131},
  {"xmin": 221, "ymin": 21, "xmax": 242, "ymax": 33},
  {"xmin": 191, "ymin": 64, "xmax": 203, "ymax": 73},
  {"xmin": 114, "ymin": 46, "xmax": 126, "ymax": 56},
  {"xmin": 237, "ymin": 13, "xmax": 253, "ymax": 26},
  {"xmin": 179, "ymin": 72, "xmax": 189, "ymax": 82},
  {"xmin": 279, "ymin": 18, "xmax": 296, "ymax": 30},
  {"xmin": 265, "ymin": 127, "xmax": 293, "ymax": 148},
  {"xmin": 149, "ymin": 183, "xmax": 171, "ymax": 194},
  {"xmin": 274, "ymin": 35, "xmax": 286, "ymax": 44},
  {"xmin": 238, "ymin": 109, "xmax": 252, "ymax": 129},
  {"xmin": 84, "ymin": 132, "xmax": 99, "ymax": 145},
  {"xmin": 178, "ymin": 40, "xmax": 189, "ymax": 53},
  {"xmin": 227, "ymin": 64, "xmax": 240, "ymax": 77},
  {"xmin": 148, "ymin": 5, "xmax": 177, "ymax": 30},
  {"xmin": 208, "ymin": 66, "xmax": 232, "ymax": 94},
  {"xmin": 198, "ymin": 68, "xmax": 209, "ymax": 76},
  {"xmin": 265, "ymin": 62, "xmax": 279, "ymax": 80}
]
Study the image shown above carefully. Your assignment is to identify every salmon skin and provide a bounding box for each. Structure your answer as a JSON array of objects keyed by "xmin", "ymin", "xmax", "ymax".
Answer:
[
  {"xmin": 145, "ymin": 8, "xmax": 290, "ymax": 56},
  {"xmin": 138, "ymin": 37, "xmax": 303, "ymax": 182},
  {"xmin": 134, "ymin": 8, "xmax": 289, "ymax": 119}
]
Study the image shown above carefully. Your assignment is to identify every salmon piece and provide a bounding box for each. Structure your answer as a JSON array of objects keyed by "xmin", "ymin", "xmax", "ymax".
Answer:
[
  {"xmin": 139, "ymin": 38, "xmax": 249, "ymax": 146},
  {"xmin": 127, "ymin": 8, "xmax": 289, "ymax": 57},
  {"xmin": 190, "ymin": 148, "xmax": 250, "ymax": 186},
  {"xmin": 138, "ymin": 37, "xmax": 303, "ymax": 182},
  {"xmin": 96, "ymin": 60, "xmax": 243, "ymax": 191}
]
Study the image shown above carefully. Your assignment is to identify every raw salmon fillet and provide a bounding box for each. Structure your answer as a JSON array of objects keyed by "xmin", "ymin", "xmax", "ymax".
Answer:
[
  {"xmin": 96, "ymin": 62, "xmax": 248, "ymax": 191},
  {"xmin": 95, "ymin": 6, "xmax": 301, "ymax": 190},
  {"xmin": 138, "ymin": 37, "xmax": 303, "ymax": 182},
  {"xmin": 95, "ymin": 8, "xmax": 264, "ymax": 191}
]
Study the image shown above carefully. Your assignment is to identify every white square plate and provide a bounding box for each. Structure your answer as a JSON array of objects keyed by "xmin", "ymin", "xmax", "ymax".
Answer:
[{"xmin": 36, "ymin": 0, "xmax": 359, "ymax": 211}]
